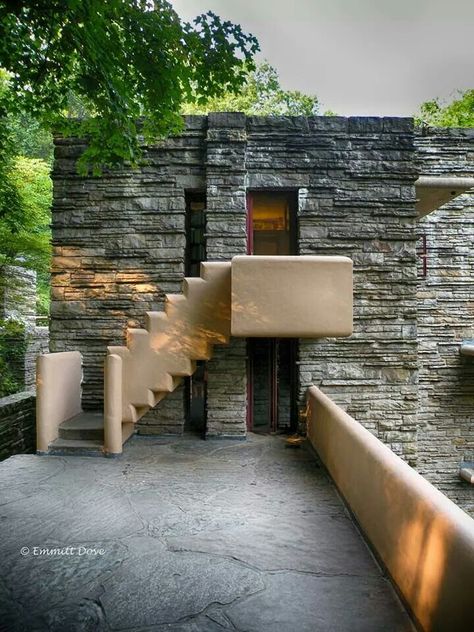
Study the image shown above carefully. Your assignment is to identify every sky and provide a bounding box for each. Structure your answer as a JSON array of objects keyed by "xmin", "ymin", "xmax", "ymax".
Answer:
[{"xmin": 171, "ymin": 0, "xmax": 474, "ymax": 116}]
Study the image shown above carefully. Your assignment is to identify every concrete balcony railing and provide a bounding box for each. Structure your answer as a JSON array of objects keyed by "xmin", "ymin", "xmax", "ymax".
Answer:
[
  {"xmin": 306, "ymin": 386, "xmax": 474, "ymax": 631},
  {"xmin": 231, "ymin": 255, "xmax": 353, "ymax": 338}
]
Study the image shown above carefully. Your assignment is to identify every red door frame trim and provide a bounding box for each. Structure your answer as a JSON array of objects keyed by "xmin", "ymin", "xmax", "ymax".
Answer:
[
  {"xmin": 246, "ymin": 339, "xmax": 254, "ymax": 431},
  {"xmin": 246, "ymin": 193, "xmax": 254, "ymax": 255}
]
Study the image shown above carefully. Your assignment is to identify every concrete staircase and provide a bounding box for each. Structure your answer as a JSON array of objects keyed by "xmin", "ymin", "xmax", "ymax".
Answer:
[
  {"xmin": 42, "ymin": 262, "xmax": 231, "ymax": 456},
  {"xmin": 108, "ymin": 261, "xmax": 231, "ymax": 426},
  {"xmin": 48, "ymin": 412, "xmax": 104, "ymax": 456}
]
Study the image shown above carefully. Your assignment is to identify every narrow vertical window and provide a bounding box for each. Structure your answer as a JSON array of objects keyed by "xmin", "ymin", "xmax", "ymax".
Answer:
[{"xmin": 185, "ymin": 191, "xmax": 206, "ymax": 277}]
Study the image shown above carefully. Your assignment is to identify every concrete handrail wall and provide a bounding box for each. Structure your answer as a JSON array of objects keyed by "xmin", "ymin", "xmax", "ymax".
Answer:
[
  {"xmin": 104, "ymin": 353, "xmax": 123, "ymax": 455},
  {"xmin": 36, "ymin": 351, "xmax": 82, "ymax": 452},
  {"xmin": 307, "ymin": 385, "xmax": 474, "ymax": 631},
  {"xmin": 108, "ymin": 261, "xmax": 232, "ymax": 425}
]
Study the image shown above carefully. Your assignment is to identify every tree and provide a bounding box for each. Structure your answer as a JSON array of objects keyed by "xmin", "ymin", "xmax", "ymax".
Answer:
[
  {"xmin": 182, "ymin": 62, "xmax": 319, "ymax": 116},
  {"xmin": 0, "ymin": 156, "xmax": 52, "ymax": 300},
  {"xmin": 0, "ymin": 69, "xmax": 52, "ymax": 316},
  {"xmin": 416, "ymin": 90, "xmax": 474, "ymax": 128},
  {"xmin": 8, "ymin": 113, "xmax": 53, "ymax": 164},
  {"xmin": 0, "ymin": 0, "xmax": 259, "ymax": 172},
  {"xmin": 0, "ymin": 70, "xmax": 52, "ymax": 273},
  {"xmin": 3, "ymin": 156, "xmax": 52, "ymax": 271},
  {"xmin": 0, "ymin": 156, "xmax": 52, "ymax": 317}
]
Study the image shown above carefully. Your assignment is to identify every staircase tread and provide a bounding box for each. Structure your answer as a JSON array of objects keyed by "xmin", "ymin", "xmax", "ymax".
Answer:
[
  {"xmin": 59, "ymin": 411, "xmax": 104, "ymax": 431},
  {"xmin": 49, "ymin": 438, "xmax": 104, "ymax": 450}
]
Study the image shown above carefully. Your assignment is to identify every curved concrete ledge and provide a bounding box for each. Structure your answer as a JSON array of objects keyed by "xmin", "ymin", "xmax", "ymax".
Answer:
[
  {"xmin": 460, "ymin": 341, "xmax": 474, "ymax": 357},
  {"xmin": 416, "ymin": 176, "xmax": 474, "ymax": 218},
  {"xmin": 459, "ymin": 467, "xmax": 474, "ymax": 485},
  {"xmin": 307, "ymin": 385, "xmax": 474, "ymax": 632}
]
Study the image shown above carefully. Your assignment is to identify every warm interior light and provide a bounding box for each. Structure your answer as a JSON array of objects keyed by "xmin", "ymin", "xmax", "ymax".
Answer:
[{"xmin": 252, "ymin": 194, "xmax": 288, "ymax": 231}]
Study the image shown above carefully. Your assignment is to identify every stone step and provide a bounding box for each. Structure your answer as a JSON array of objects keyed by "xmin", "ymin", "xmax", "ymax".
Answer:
[
  {"xmin": 58, "ymin": 411, "xmax": 104, "ymax": 441},
  {"xmin": 48, "ymin": 437, "xmax": 104, "ymax": 457}
]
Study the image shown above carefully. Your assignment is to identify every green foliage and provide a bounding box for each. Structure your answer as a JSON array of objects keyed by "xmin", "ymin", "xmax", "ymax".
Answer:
[
  {"xmin": 0, "ymin": 69, "xmax": 54, "ymax": 164},
  {"xmin": 0, "ymin": 318, "xmax": 27, "ymax": 397},
  {"xmin": 0, "ymin": 70, "xmax": 53, "ymax": 317},
  {"xmin": 0, "ymin": 0, "xmax": 259, "ymax": 173},
  {"xmin": 182, "ymin": 62, "xmax": 319, "ymax": 116},
  {"xmin": 416, "ymin": 90, "xmax": 474, "ymax": 128},
  {"xmin": 8, "ymin": 114, "xmax": 53, "ymax": 164},
  {"xmin": 0, "ymin": 156, "xmax": 52, "ymax": 274},
  {"xmin": 36, "ymin": 273, "xmax": 50, "ymax": 317}
]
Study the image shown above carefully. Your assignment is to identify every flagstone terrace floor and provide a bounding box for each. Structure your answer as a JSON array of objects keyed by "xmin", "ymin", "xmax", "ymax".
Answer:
[{"xmin": 0, "ymin": 434, "xmax": 414, "ymax": 631}]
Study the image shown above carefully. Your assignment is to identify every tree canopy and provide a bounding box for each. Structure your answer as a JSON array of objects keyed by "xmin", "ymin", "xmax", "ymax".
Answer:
[
  {"xmin": 182, "ymin": 62, "xmax": 319, "ymax": 116},
  {"xmin": 416, "ymin": 90, "xmax": 474, "ymax": 128},
  {"xmin": 0, "ymin": 0, "xmax": 259, "ymax": 172}
]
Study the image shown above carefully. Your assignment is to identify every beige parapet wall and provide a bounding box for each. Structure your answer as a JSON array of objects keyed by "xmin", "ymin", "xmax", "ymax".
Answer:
[
  {"xmin": 231, "ymin": 255, "xmax": 353, "ymax": 338},
  {"xmin": 36, "ymin": 351, "xmax": 82, "ymax": 452},
  {"xmin": 306, "ymin": 386, "xmax": 474, "ymax": 631}
]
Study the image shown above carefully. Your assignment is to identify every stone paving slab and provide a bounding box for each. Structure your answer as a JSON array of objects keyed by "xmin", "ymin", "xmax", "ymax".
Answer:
[{"xmin": 0, "ymin": 434, "xmax": 414, "ymax": 631}]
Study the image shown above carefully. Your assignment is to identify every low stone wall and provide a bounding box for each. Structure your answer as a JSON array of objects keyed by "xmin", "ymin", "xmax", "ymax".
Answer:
[
  {"xmin": 25, "ymin": 326, "xmax": 49, "ymax": 390},
  {"xmin": 0, "ymin": 326, "xmax": 49, "ymax": 394},
  {"xmin": 0, "ymin": 391, "xmax": 36, "ymax": 461}
]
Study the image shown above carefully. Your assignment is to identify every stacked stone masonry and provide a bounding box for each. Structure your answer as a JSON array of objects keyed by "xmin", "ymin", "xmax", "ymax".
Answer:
[
  {"xmin": 0, "ymin": 392, "xmax": 36, "ymax": 461},
  {"xmin": 245, "ymin": 116, "xmax": 419, "ymax": 463},
  {"xmin": 415, "ymin": 127, "xmax": 474, "ymax": 515},
  {"xmin": 50, "ymin": 115, "xmax": 472, "ymax": 514},
  {"xmin": 1, "ymin": 267, "xmax": 50, "ymax": 391}
]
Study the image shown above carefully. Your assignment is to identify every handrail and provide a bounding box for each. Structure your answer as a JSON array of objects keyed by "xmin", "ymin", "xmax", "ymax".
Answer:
[
  {"xmin": 36, "ymin": 351, "xmax": 82, "ymax": 452},
  {"xmin": 103, "ymin": 353, "xmax": 123, "ymax": 455},
  {"xmin": 307, "ymin": 385, "xmax": 474, "ymax": 631}
]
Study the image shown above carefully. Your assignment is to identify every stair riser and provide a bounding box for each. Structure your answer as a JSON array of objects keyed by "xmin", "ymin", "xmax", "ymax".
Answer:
[{"xmin": 58, "ymin": 428, "xmax": 104, "ymax": 441}]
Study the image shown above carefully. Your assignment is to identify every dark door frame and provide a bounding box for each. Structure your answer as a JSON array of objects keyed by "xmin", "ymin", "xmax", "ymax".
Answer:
[
  {"xmin": 245, "ymin": 189, "xmax": 299, "ymax": 433},
  {"xmin": 246, "ymin": 338, "xmax": 298, "ymax": 433},
  {"xmin": 184, "ymin": 190, "xmax": 207, "ymax": 434}
]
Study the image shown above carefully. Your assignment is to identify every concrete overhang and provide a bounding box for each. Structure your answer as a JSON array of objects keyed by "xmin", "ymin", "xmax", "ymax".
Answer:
[
  {"xmin": 460, "ymin": 340, "xmax": 474, "ymax": 357},
  {"xmin": 231, "ymin": 255, "xmax": 353, "ymax": 338},
  {"xmin": 416, "ymin": 176, "xmax": 474, "ymax": 218}
]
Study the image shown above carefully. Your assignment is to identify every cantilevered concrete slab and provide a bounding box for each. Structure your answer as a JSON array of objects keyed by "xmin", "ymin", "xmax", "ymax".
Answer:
[
  {"xmin": 416, "ymin": 176, "xmax": 474, "ymax": 218},
  {"xmin": 460, "ymin": 340, "xmax": 474, "ymax": 357},
  {"xmin": 231, "ymin": 255, "xmax": 353, "ymax": 338},
  {"xmin": 0, "ymin": 435, "xmax": 413, "ymax": 631}
]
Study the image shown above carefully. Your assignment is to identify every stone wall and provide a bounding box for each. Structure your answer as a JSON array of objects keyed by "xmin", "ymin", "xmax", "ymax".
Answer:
[
  {"xmin": 1, "ymin": 327, "xmax": 50, "ymax": 393},
  {"xmin": 0, "ymin": 266, "xmax": 37, "ymax": 327},
  {"xmin": 205, "ymin": 113, "xmax": 248, "ymax": 438},
  {"xmin": 0, "ymin": 391, "xmax": 36, "ymax": 461},
  {"xmin": 246, "ymin": 116, "xmax": 419, "ymax": 463},
  {"xmin": 415, "ymin": 127, "xmax": 474, "ymax": 515},
  {"xmin": 0, "ymin": 267, "xmax": 49, "ymax": 392},
  {"xmin": 51, "ymin": 115, "xmax": 419, "ymax": 451},
  {"xmin": 51, "ymin": 117, "xmax": 208, "ymax": 436},
  {"xmin": 24, "ymin": 327, "xmax": 49, "ymax": 390}
]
